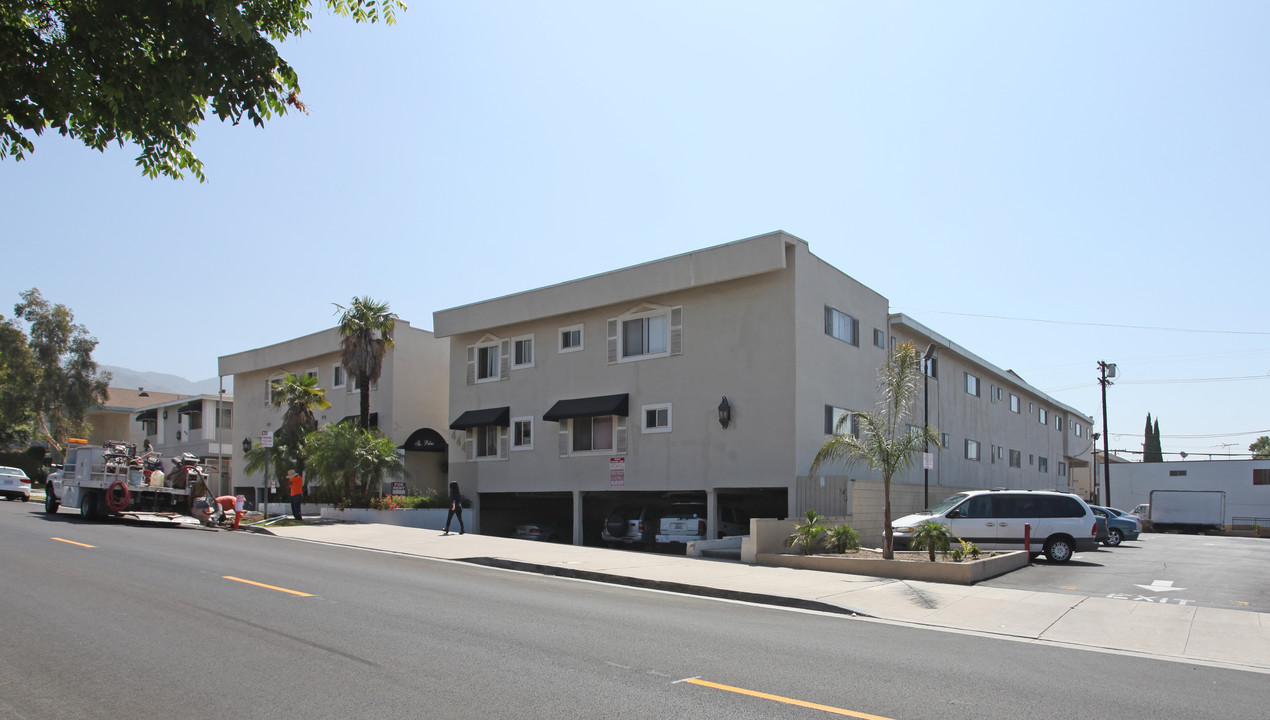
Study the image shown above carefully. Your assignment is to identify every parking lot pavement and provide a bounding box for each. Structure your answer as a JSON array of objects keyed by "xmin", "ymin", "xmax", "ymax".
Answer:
[{"xmin": 978, "ymin": 533, "xmax": 1270, "ymax": 614}]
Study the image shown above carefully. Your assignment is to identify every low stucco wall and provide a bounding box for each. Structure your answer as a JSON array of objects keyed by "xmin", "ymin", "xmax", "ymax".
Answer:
[
  {"xmin": 756, "ymin": 550, "xmax": 1027, "ymax": 584},
  {"xmin": 741, "ymin": 515, "xmax": 1026, "ymax": 584},
  {"xmin": 318, "ymin": 507, "xmax": 453, "ymax": 530}
]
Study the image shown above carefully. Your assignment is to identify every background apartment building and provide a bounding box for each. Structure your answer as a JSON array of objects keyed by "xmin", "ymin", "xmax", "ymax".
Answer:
[
  {"xmin": 217, "ymin": 321, "xmax": 449, "ymax": 506},
  {"xmin": 435, "ymin": 231, "xmax": 1096, "ymax": 545}
]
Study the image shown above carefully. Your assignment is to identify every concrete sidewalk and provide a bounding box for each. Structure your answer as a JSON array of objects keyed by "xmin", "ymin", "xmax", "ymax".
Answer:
[{"xmin": 261, "ymin": 520, "xmax": 1270, "ymax": 674}]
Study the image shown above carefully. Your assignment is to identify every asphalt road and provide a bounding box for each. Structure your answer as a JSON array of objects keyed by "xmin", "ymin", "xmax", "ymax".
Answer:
[
  {"xmin": 979, "ymin": 532, "xmax": 1270, "ymax": 613},
  {"xmin": 3, "ymin": 501, "xmax": 1267, "ymax": 719}
]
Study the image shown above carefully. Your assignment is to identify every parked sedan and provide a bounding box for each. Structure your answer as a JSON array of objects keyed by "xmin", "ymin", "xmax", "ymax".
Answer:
[
  {"xmin": 0, "ymin": 466, "xmax": 31, "ymax": 502},
  {"xmin": 514, "ymin": 522, "xmax": 566, "ymax": 543},
  {"xmin": 1089, "ymin": 505, "xmax": 1142, "ymax": 546}
]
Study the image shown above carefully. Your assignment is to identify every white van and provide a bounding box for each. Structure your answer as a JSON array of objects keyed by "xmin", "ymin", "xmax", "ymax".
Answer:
[{"xmin": 891, "ymin": 489, "xmax": 1100, "ymax": 563}]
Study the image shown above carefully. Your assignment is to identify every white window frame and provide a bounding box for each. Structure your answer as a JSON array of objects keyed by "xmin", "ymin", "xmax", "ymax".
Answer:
[
  {"xmin": 964, "ymin": 372, "xmax": 980, "ymax": 397},
  {"xmin": 559, "ymin": 324, "xmax": 584, "ymax": 353},
  {"xmin": 569, "ymin": 415, "xmax": 616, "ymax": 454},
  {"xmin": 1038, "ymin": 408, "xmax": 1048, "ymax": 425},
  {"xmin": 618, "ymin": 309, "xmax": 671, "ymax": 362},
  {"xmin": 475, "ymin": 425, "xmax": 500, "ymax": 459},
  {"xmin": 512, "ymin": 335, "xmax": 534, "ymax": 369},
  {"xmin": 1010, "ymin": 394, "xmax": 1020, "ymax": 413},
  {"xmin": 475, "ymin": 339, "xmax": 501, "ymax": 383},
  {"xmin": 511, "ymin": 416, "xmax": 533, "ymax": 451},
  {"xmin": 1074, "ymin": 421, "xmax": 1083, "ymax": 437},
  {"xmin": 305, "ymin": 367, "xmax": 319, "ymax": 381},
  {"xmin": 641, "ymin": 403, "xmax": 672, "ymax": 434},
  {"xmin": 873, "ymin": 328, "xmax": 886, "ymax": 348},
  {"xmin": 965, "ymin": 439, "xmax": 980, "ymax": 461},
  {"xmin": 266, "ymin": 376, "xmax": 284, "ymax": 406},
  {"xmin": 332, "ymin": 365, "xmax": 346, "ymax": 389}
]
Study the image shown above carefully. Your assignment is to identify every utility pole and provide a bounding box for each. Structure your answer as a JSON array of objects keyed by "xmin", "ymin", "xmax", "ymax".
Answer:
[{"xmin": 1097, "ymin": 361, "xmax": 1117, "ymax": 507}]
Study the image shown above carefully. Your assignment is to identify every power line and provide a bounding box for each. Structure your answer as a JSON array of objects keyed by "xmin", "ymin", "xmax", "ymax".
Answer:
[
  {"xmin": 1109, "ymin": 429, "xmax": 1269, "ymax": 440},
  {"xmin": 913, "ymin": 311, "xmax": 1270, "ymax": 336}
]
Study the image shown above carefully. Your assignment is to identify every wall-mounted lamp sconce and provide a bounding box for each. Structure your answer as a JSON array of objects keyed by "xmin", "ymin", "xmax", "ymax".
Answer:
[
  {"xmin": 242, "ymin": 438, "xmax": 252, "ymax": 455},
  {"xmin": 718, "ymin": 396, "xmax": 731, "ymax": 429}
]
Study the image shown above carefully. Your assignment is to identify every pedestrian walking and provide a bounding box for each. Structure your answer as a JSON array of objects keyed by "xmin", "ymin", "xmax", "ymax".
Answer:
[
  {"xmin": 443, "ymin": 481, "xmax": 464, "ymax": 535},
  {"xmin": 288, "ymin": 469, "xmax": 304, "ymax": 521}
]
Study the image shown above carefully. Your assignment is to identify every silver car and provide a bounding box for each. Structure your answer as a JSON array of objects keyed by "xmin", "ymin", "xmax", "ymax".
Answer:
[{"xmin": 0, "ymin": 466, "xmax": 32, "ymax": 502}]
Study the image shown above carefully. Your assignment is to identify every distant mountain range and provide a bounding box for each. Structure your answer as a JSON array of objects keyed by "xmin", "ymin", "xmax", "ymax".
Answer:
[{"xmin": 99, "ymin": 366, "xmax": 232, "ymax": 396}]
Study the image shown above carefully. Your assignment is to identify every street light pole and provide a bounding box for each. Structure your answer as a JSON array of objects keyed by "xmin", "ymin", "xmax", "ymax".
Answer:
[
  {"xmin": 923, "ymin": 343, "xmax": 937, "ymax": 508},
  {"xmin": 1097, "ymin": 361, "xmax": 1116, "ymax": 507}
]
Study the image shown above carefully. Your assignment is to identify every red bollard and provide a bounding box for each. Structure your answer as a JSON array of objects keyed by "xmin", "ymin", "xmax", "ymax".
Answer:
[{"xmin": 1024, "ymin": 522, "xmax": 1032, "ymax": 565}]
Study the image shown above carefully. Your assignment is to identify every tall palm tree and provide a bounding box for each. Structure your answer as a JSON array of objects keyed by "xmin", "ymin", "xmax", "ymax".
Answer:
[
  {"xmin": 333, "ymin": 296, "xmax": 397, "ymax": 430},
  {"xmin": 810, "ymin": 341, "xmax": 939, "ymax": 559}
]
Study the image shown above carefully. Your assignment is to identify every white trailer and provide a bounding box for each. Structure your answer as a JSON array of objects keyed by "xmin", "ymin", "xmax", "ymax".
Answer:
[
  {"xmin": 46, "ymin": 441, "xmax": 213, "ymax": 520},
  {"xmin": 1149, "ymin": 489, "xmax": 1225, "ymax": 533}
]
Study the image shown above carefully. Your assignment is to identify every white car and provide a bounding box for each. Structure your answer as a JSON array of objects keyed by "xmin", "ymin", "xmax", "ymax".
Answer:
[
  {"xmin": 655, "ymin": 503, "xmax": 749, "ymax": 544},
  {"xmin": 0, "ymin": 466, "xmax": 32, "ymax": 502},
  {"xmin": 891, "ymin": 489, "xmax": 1100, "ymax": 563}
]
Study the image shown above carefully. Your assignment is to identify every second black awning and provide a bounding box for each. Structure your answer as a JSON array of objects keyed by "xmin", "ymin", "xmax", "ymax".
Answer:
[
  {"xmin": 543, "ymin": 393, "xmax": 629, "ymax": 422},
  {"xmin": 135, "ymin": 409, "xmax": 157, "ymax": 422},
  {"xmin": 449, "ymin": 407, "xmax": 511, "ymax": 430}
]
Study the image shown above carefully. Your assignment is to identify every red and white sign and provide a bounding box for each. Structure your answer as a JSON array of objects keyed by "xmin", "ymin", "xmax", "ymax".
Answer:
[
  {"xmin": 610, "ymin": 457, "xmax": 626, "ymax": 487},
  {"xmin": 261, "ymin": 430, "xmax": 274, "ymax": 448}
]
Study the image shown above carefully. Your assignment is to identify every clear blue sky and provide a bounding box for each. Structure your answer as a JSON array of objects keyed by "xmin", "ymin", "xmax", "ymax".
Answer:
[{"xmin": 3, "ymin": 1, "xmax": 1267, "ymax": 459}]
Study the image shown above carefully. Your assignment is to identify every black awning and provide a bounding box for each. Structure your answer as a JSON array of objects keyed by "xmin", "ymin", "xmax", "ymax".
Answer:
[
  {"xmin": 339, "ymin": 412, "xmax": 379, "ymax": 427},
  {"xmin": 135, "ymin": 409, "xmax": 157, "ymax": 422},
  {"xmin": 401, "ymin": 427, "xmax": 448, "ymax": 452},
  {"xmin": 178, "ymin": 400, "xmax": 202, "ymax": 414},
  {"xmin": 543, "ymin": 393, "xmax": 629, "ymax": 422},
  {"xmin": 449, "ymin": 407, "xmax": 510, "ymax": 430}
]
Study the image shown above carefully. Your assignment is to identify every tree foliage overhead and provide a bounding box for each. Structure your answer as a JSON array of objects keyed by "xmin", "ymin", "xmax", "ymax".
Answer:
[
  {"xmin": 1, "ymin": 0, "xmax": 404, "ymax": 181},
  {"xmin": 3, "ymin": 288, "xmax": 110, "ymax": 452},
  {"xmin": 1250, "ymin": 436, "xmax": 1270, "ymax": 460}
]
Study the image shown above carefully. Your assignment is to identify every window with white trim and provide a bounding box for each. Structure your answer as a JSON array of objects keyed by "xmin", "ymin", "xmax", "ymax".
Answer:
[
  {"xmin": 1010, "ymin": 394, "xmax": 1020, "ymax": 413},
  {"xmin": 1038, "ymin": 457, "xmax": 1049, "ymax": 472},
  {"xmin": 266, "ymin": 376, "xmax": 283, "ymax": 406},
  {"xmin": 824, "ymin": 405, "xmax": 860, "ymax": 438},
  {"xmin": 475, "ymin": 426, "xmax": 499, "ymax": 458},
  {"xmin": 824, "ymin": 306, "xmax": 859, "ymax": 346},
  {"xmin": 965, "ymin": 372, "xmax": 980, "ymax": 397},
  {"xmin": 512, "ymin": 336, "xmax": 534, "ymax": 369},
  {"xmin": 512, "ymin": 417, "xmax": 533, "ymax": 450},
  {"xmin": 1056, "ymin": 416, "xmax": 1064, "ymax": 432},
  {"xmin": 1038, "ymin": 408, "xmax": 1048, "ymax": 425},
  {"xmin": 642, "ymin": 404, "xmax": 671, "ymax": 433},
  {"xmin": 332, "ymin": 365, "xmax": 345, "ymax": 388},
  {"xmin": 965, "ymin": 439, "xmax": 980, "ymax": 461},
  {"xmin": 476, "ymin": 341, "xmax": 500, "ymax": 382},
  {"xmin": 1074, "ymin": 421, "xmax": 1083, "ymax": 437},
  {"xmin": 940, "ymin": 432, "xmax": 950, "ymax": 449},
  {"xmin": 873, "ymin": 328, "xmax": 885, "ymax": 348},
  {"xmin": 622, "ymin": 312, "xmax": 668, "ymax": 359},
  {"xmin": 559, "ymin": 325, "xmax": 583, "ymax": 353}
]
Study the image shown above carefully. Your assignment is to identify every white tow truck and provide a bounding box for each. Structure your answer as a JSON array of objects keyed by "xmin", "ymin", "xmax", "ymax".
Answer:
[{"xmin": 45, "ymin": 440, "xmax": 215, "ymax": 522}]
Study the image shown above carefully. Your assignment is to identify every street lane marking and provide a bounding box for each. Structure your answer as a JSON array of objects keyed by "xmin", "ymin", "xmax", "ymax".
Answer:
[
  {"xmin": 682, "ymin": 678, "xmax": 895, "ymax": 719},
  {"xmin": 1134, "ymin": 579, "xmax": 1185, "ymax": 592},
  {"xmin": 52, "ymin": 537, "xmax": 94, "ymax": 548},
  {"xmin": 223, "ymin": 576, "xmax": 313, "ymax": 597}
]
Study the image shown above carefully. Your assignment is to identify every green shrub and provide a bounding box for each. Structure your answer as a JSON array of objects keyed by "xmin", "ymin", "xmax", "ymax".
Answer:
[
  {"xmin": 785, "ymin": 509, "xmax": 826, "ymax": 555},
  {"xmin": 824, "ymin": 524, "xmax": 861, "ymax": 553}
]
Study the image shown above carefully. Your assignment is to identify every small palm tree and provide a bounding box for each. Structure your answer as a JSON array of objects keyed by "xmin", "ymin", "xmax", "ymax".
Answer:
[
  {"xmin": 824, "ymin": 524, "xmax": 861, "ymax": 554},
  {"xmin": 785, "ymin": 509, "xmax": 826, "ymax": 555},
  {"xmin": 272, "ymin": 371, "xmax": 331, "ymax": 449},
  {"xmin": 304, "ymin": 421, "xmax": 405, "ymax": 502},
  {"xmin": 810, "ymin": 342, "xmax": 939, "ymax": 559},
  {"xmin": 333, "ymin": 296, "xmax": 397, "ymax": 430},
  {"xmin": 909, "ymin": 520, "xmax": 953, "ymax": 562}
]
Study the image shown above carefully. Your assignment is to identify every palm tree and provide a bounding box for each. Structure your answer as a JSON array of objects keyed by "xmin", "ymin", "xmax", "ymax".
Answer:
[
  {"xmin": 272, "ymin": 371, "xmax": 331, "ymax": 449},
  {"xmin": 333, "ymin": 296, "xmax": 397, "ymax": 430},
  {"xmin": 909, "ymin": 520, "xmax": 953, "ymax": 562},
  {"xmin": 304, "ymin": 421, "xmax": 405, "ymax": 502},
  {"xmin": 810, "ymin": 341, "xmax": 939, "ymax": 559},
  {"xmin": 785, "ymin": 509, "xmax": 826, "ymax": 556}
]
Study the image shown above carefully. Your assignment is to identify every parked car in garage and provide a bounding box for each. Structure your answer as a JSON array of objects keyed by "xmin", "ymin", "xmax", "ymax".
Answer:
[
  {"xmin": 0, "ymin": 466, "xmax": 32, "ymax": 501},
  {"xmin": 514, "ymin": 521, "xmax": 566, "ymax": 543},
  {"xmin": 601, "ymin": 505, "xmax": 663, "ymax": 547},
  {"xmin": 654, "ymin": 503, "xmax": 748, "ymax": 545},
  {"xmin": 1089, "ymin": 505, "xmax": 1142, "ymax": 546}
]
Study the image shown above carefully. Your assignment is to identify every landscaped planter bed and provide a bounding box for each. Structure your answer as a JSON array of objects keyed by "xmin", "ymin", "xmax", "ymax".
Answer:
[{"xmin": 756, "ymin": 549, "xmax": 1028, "ymax": 584}]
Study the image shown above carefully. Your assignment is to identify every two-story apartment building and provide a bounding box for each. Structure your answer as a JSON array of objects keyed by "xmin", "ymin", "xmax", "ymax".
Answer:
[
  {"xmin": 217, "ymin": 320, "xmax": 449, "ymax": 505},
  {"xmin": 434, "ymin": 231, "xmax": 1096, "ymax": 545}
]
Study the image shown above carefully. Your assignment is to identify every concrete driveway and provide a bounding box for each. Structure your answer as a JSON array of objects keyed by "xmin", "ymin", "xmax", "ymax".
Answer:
[{"xmin": 978, "ymin": 533, "xmax": 1270, "ymax": 613}]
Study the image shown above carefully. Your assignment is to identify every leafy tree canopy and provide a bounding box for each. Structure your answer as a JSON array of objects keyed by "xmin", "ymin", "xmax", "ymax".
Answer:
[
  {"xmin": 1251, "ymin": 436, "xmax": 1270, "ymax": 460},
  {"xmin": 1, "ymin": 0, "xmax": 404, "ymax": 181},
  {"xmin": 5, "ymin": 288, "xmax": 109, "ymax": 453}
]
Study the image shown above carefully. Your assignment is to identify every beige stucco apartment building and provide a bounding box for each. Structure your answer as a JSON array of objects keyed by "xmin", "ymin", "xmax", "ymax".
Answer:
[
  {"xmin": 217, "ymin": 321, "xmax": 449, "ymax": 505},
  {"xmin": 434, "ymin": 231, "xmax": 1096, "ymax": 544}
]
